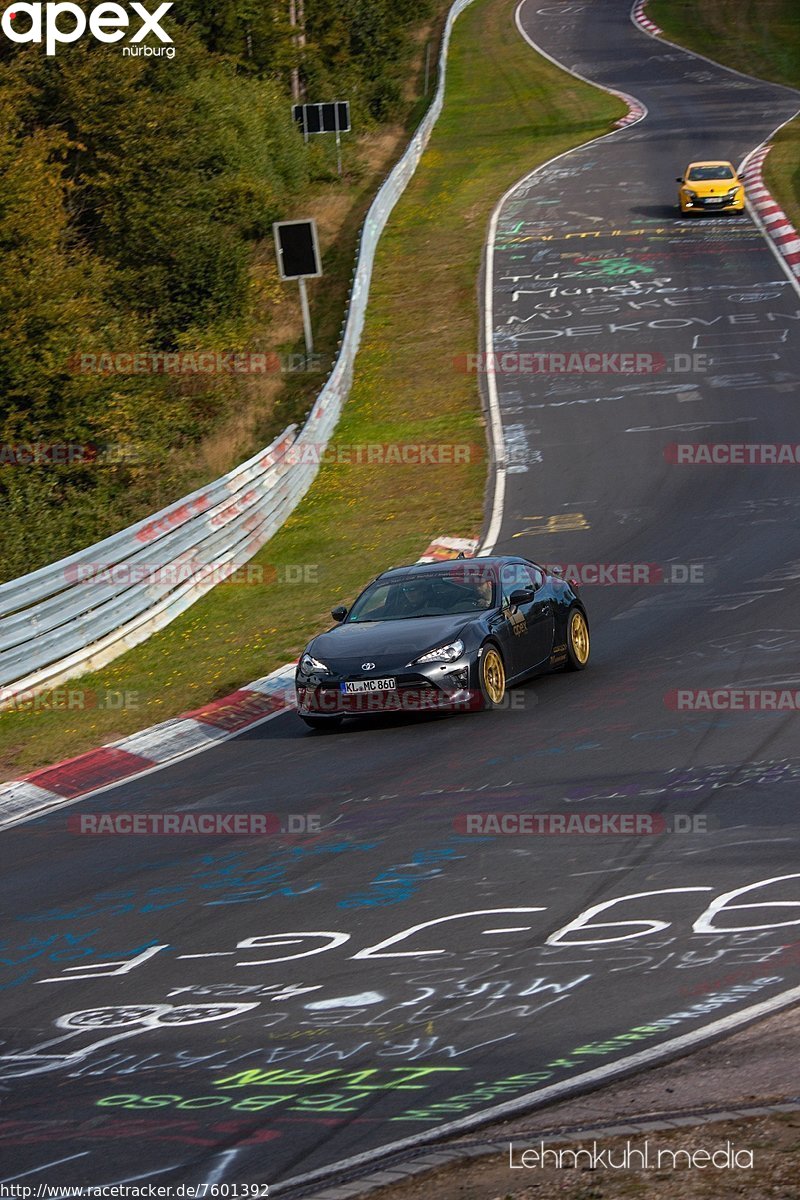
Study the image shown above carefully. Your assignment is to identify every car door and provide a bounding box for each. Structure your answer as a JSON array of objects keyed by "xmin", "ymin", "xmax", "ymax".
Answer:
[{"xmin": 499, "ymin": 562, "xmax": 555, "ymax": 678}]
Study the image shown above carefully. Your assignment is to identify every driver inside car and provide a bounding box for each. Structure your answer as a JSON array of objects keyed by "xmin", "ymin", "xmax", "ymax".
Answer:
[
  {"xmin": 475, "ymin": 577, "xmax": 494, "ymax": 608},
  {"xmin": 396, "ymin": 580, "xmax": 441, "ymax": 616}
]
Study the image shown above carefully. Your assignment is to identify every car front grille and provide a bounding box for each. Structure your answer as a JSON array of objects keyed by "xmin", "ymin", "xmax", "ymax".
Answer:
[{"xmin": 299, "ymin": 671, "xmax": 473, "ymax": 714}]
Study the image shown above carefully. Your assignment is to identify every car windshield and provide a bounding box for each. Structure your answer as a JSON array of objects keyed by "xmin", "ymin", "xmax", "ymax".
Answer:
[
  {"xmin": 347, "ymin": 573, "xmax": 497, "ymax": 621},
  {"xmin": 687, "ymin": 165, "xmax": 734, "ymax": 181}
]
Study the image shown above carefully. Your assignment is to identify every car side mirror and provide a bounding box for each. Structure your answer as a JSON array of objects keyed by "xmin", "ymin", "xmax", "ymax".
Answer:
[
  {"xmin": 509, "ymin": 588, "xmax": 535, "ymax": 607},
  {"xmin": 331, "ymin": 605, "xmax": 347, "ymax": 622},
  {"xmin": 676, "ymin": 177, "xmax": 683, "ymax": 183}
]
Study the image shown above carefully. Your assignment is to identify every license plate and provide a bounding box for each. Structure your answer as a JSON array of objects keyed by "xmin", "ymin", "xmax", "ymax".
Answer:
[
  {"xmin": 705, "ymin": 198, "xmax": 724, "ymax": 205},
  {"xmin": 341, "ymin": 678, "xmax": 396, "ymax": 694}
]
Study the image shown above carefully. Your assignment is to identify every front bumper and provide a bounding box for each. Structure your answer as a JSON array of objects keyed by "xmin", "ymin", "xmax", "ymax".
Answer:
[
  {"xmin": 296, "ymin": 658, "xmax": 478, "ymax": 717},
  {"xmin": 680, "ymin": 193, "xmax": 745, "ymax": 213}
]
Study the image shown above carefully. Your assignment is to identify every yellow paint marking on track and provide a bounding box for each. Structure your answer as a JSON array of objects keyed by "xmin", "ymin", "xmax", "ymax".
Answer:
[
  {"xmin": 513, "ymin": 513, "xmax": 591, "ymax": 537},
  {"xmin": 503, "ymin": 225, "xmax": 759, "ymax": 243}
]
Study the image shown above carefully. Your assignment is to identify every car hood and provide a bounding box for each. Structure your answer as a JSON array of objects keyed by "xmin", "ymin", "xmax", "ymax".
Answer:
[
  {"xmin": 309, "ymin": 615, "xmax": 471, "ymax": 671},
  {"xmin": 687, "ymin": 180, "xmax": 738, "ymax": 195}
]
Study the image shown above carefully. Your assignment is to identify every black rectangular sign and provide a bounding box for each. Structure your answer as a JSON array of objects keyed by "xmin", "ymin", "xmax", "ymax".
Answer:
[
  {"xmin": 293, "ymin": 101, "xmax": 350, "ymax": 137},
  {"xmin": 272, "ymin": 219, "xmax": 322, "ymax": 281}
]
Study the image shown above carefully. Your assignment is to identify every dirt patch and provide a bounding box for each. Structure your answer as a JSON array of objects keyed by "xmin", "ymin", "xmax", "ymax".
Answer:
[
  {"xmin": 380, "ymin": 1113, "xmax": 800, "ymax": 1200},
  {"xmin": 335, "ymin": 1004, "xmax": 800, "ymax": 1200}
]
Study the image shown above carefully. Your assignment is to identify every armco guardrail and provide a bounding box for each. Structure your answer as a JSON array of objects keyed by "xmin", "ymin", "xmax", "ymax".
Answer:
[
  {"xmin": 0, "ymin": 0, "xmax": 476, "ymax": 708},
  {"xmin": 0, "ymin": 427, "xmax": 303, "ymax": 703}
]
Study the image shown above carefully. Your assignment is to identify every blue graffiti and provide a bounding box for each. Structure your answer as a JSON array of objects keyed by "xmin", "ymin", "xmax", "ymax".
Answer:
[
  {"xmin": 337, "ymin": 844, "xmax": 467, "ymax": 909},
  {"xmin": 0, "ymin": 933, "xmax": 164, "ymax": 989},
  {"xmin": 16, "ymin": 841, "xmax": 383, "ymax": 924}
]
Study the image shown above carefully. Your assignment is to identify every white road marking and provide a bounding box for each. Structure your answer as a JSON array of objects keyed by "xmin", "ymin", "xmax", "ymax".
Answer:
[
  {"xmin": 203, "ymin": 1150, "xmax": 241, "ymax": 1187},
  {"xmin": 479, "ymin": 3, "xmax": 648, "ymax": 556},
  {"xmin": 0, "ymin": 1153, "xmax": 90, "ymax": 1183}
]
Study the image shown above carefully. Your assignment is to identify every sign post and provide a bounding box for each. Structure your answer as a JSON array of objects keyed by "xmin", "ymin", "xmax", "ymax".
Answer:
[
  {"xmin": 334, "ymin": 102, "xmax": 343, "ymax": 178},
  {"xmin": 298, "ymin": 279, "xmax": 313, "ymax": 356},
  {"xmin": 272, "ymin": 219, "xmax": 323, "ymax": 362}
]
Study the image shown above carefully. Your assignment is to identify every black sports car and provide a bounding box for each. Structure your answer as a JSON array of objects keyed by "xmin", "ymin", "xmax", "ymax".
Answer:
[{"xmin": 295, "ymin": 555, "xmax": 590, "ymax": 729}]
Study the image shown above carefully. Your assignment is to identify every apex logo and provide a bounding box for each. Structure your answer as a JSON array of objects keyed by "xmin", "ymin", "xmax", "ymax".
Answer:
[{"xmin": 2, "ymin": 3, "xmax": 174, "ymax": 56}]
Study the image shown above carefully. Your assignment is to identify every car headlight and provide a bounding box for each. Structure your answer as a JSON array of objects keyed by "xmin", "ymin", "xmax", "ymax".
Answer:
[
  {"xmin": 685, "ymin": 190, "xmax": 698, "ymax": 199},
  {"xmin": 413, "ymin": 639, "xmax": 465, "ymax": 665},
  {"xmin": 300, "ymin": 653, "xmax": 329, "ymax": 674},
  {"xmin": 725, "ymin": 187, "xmax": 740, "ymax": 199}
]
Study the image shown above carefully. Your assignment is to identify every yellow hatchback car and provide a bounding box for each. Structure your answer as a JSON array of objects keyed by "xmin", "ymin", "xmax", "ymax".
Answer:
[{"xmin": 676, "ymin": 161, "xmax": 746, "ymax": 215}]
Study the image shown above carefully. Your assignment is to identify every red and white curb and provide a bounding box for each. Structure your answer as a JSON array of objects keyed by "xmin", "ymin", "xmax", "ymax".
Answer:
[
  {"xmin": 631, "ymin": 0, "xmax": 662, "ymax": 37},
  {"xmin": 614, "ymin": 95, "xmax": 647, "ymax": 128},
  {"xmin": 742, "ymin": 145, "xmax": 800, "ymax": 280},
  {"xmin": 0, "ymin": 662, "xmax": 299, "ymax": 830},
  {"xmin": 0, "ymin": 536, "xmax": 479, "ymax": 828},
  {"xmin": 418, "ymin": 536, "xmax": 479, "ymax": 563}
]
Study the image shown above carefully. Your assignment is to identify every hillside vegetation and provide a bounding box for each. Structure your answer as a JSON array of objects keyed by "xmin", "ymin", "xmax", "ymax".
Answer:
[{"xmin": 0, "ymin": 0, "xmax": 436, "ymax": 578}]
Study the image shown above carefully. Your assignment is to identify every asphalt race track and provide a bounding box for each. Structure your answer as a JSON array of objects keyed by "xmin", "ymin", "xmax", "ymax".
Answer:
[{"xmin": 3, "ymin": 0, "xmax": 800, "ymax": 1191}]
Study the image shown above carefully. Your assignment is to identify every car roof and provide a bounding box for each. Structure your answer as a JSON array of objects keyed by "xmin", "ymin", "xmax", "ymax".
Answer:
[
  {"xmin": 686, "ymin": 160, "xmax": 735, "ymax": 169},
  {"xmin": 375, "ymin": 556, "xmax": 533, "ymax": 582}
]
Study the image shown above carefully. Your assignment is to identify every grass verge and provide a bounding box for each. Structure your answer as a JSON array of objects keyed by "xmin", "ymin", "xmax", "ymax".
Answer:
[
  {"xmin": 0, "ymin": 0, "xmax": 625, "ymax": 778},
  {"xmin": 647, "ymin": 1, "xmax": 800, "ymax": 231}
]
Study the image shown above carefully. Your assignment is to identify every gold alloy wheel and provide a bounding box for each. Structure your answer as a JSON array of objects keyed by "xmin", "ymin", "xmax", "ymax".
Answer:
[
  {"xmin": 570, "ymin": 610, "xmax": 590, "ymax": 665},
  {"xmin": 482, "ymin": 647, "xmax": 506, "ymax": 705}
]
